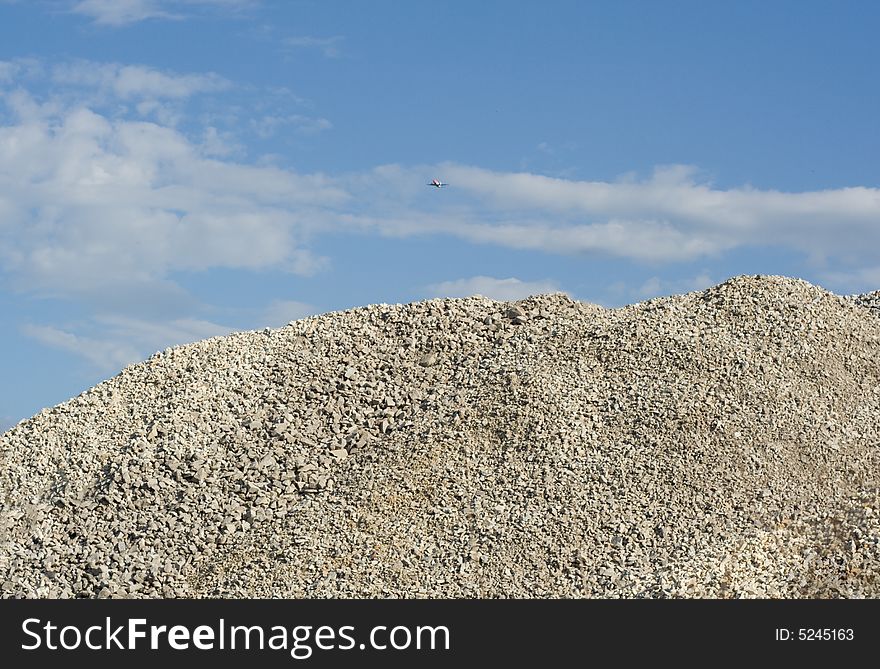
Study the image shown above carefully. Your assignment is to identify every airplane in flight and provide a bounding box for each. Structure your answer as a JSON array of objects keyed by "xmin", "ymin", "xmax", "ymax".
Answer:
[{"xmin": 427, "ymin": 178, "xmax": 448, "ymax": 188}]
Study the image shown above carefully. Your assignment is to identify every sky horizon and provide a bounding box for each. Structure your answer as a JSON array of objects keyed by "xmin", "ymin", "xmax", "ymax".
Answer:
[{"xmin": 2, "ymin": 0, "xmax": 879, "ymax": 430}]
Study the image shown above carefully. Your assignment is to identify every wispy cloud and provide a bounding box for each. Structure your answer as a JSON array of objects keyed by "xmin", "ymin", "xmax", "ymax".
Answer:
[
  {"xmin": 535, "ymin": 140, "xmax": 576, "ymax": 156},
  {"xmin": 818, "ymin": 266, "xmax": 880, "ymax": 292},
  {"xmin": 0, "ymin": 58, "xmax": 232, "ymax": 128},
  {"xmin": 0, "ymin": 57, "xmax": 44, "ymax": 84},
  {"xmin": 0, "ymin": 62, "xmax": 17, "ymax": 83},
  {"xmin": 424, "ymin": 276, "xmax": 563, "ymax": 301},
  {"xmin": 200, "ymin": 125, "xmax": 243, "ymax": 157},
  {"xmin": 633, "ymin": 272, "xmax": 715, "ymax": 300},
  {"xmin": 98, "ymin": 314, "xmax": 235, "ymax": 347},
  {"xmin": 51, "ymin": 61, "xmax": 230, "ymax": 100},
  {"xmin": 183, "ymin": 0, "xmax": 259, "ymax": 7},
  {"xmin": 71, "ymin": 0, "xmax": 177, "ymax": 25},
  {"xmin": 70, "ymin": 0, "xmax": 258, "ymax": 26},
  {"xmin": 22, "ymin": 315, "xmax": 235, "ymax": 373},
  {"xmin": 22, "ymin": 323, "xmax": 145, "ymax": 372},
  {"xmin": 20, "ymin": 300, "xmax": 327, "ymax": 377},
  {"xmin": 338, "ymin": 163, "xmax": 880, "ymax": 287},
  {"xmin": 283, "ymin": 36, "xmax": 344, "ymax": 58},
  {"xmin": 250, "ymin": 114, "xmax": 332, "ymax": 138},
  {"xmin": 433, "ymin": 163, "xmax": 880, "ymax": 266},
  {"xmin": 261, "ymin": 299, "xmax": 316, "ymax": 327}
]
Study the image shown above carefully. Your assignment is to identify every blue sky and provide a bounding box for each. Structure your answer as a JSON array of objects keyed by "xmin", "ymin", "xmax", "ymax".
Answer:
[{"xmin": 1, "ymin": 0, "xmax": 879, "ymax": 430}]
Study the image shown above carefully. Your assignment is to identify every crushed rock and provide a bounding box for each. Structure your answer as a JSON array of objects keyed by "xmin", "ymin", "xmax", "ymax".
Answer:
[{"xmin": 1, "ymin": 274, "xmax": 879, "ymax": 598}]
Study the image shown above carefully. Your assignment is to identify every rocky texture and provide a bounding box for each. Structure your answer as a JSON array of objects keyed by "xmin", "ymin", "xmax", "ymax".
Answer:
[
  {"xmin": 849, "ymin": 290, "xmax": 880, "ymax": 314},
  {"xmin": 1, "ymin": 275, "xmax": 879, "ymax": 598}
]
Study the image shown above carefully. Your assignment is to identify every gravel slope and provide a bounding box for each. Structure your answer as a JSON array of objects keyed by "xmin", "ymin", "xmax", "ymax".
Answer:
[{"xmin": 2, "ymin": 274, "xmax": 879, "ymax": 598}]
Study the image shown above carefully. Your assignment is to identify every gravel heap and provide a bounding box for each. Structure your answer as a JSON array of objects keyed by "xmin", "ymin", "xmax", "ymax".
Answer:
[
  {"xmin": 2, "ymin": 274, "xmax": 879, "ymax": 599},
  {"xmin": 849, "ymin": 290, "xmax": 880, "ymax": 314}
]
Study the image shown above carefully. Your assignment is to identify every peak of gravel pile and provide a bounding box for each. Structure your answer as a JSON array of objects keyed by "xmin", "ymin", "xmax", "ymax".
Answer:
[{"xmin": 2, "ymin": 274, "xmax": 879, "ymax": 599}]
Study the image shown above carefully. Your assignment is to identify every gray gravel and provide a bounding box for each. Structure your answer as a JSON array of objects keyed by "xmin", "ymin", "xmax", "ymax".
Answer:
[{"xmin": 2, "ymin": 274, "xmax": 879, "ymax": 598}]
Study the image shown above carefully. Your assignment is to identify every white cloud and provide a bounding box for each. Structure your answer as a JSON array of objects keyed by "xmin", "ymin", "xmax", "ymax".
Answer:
[
  {"xmin": 284, "ymin": 36, "xmax": 344, "ymax": 58},
  {"xmin": 22, "ymin": 323, "xmax": 144, "ymax": 372},
  {"xmin": 456, "ymin": 218, "xmax": 719, "ymax": 261},
  {"xmin": 200, "ymin": 125, "xmax": 243, "ymax": 157},
  {"xmin": 0, "ymin": 92, "xmax": 344, "ymax": 306},
  {"xmin": 70, "ymin": 0, "xmax": 257, "ymax": 25},
  {"xmin": 433, "ymin": 163, "xmax": 880, "ymax": 265},
  {"xmin": 0, "ymin": 59, "xmax": 231, "ymax": 127},
  {"xmin": 251, "ymin": 114, "xmax": 332, "ymax": 138},
  {"xmin": 425, "ymin": 276, "xmax": 563, "ymax": 301},
  {"xmin": 0, "ymin": 58, "xmax": 45, "ymax": 89},
  {"xmin": 183, "ymin": 0, "xmax": 258, "ymax": 7},
  {"xmin": 261, "ymin": 299, "xmax": 316, "ymax": 326},
  {"xmin": 818, "ymin": 266, "xmax": 880, "ymax": 293},
  {"xmin": 634, "ymin": 272, "xmax": 715, "ymax": 299},
  {"xmin": 19, "ymin": 299, "xmax": 321, "ymax": 378},
  {"xmin": 71, "ymin": 0, "xmax": 177, "ymax": 25},
  {"xmin": 0, "ymin": 62, "xmax": 17, "ymax": 83},
  {"xmin": 97, "ymin": 314, "xmax": 234, "ymax": 347},
  {"xmin": 22, "ymin": 315, "xmax": 234, "ymax": 374},
  {"xmin": 635, "ymin": 277, "xmax": 663, "ymax": 299},
  {"xmin": 51, "ymin": 61, "xmax": 230, "ymax": 100},
  {"xmin": 338, "ymin": 163, "xmax": 880, "ymax": 276},
  {"xmin": 334, "ymin": 211, "xmax": 720, "ymax": 263}
]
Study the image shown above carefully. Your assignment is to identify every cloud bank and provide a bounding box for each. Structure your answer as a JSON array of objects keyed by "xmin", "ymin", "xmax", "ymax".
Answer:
[
  {"xmin": 330, "ymin": 162, "xmax": 880, "ymax": 271},
  {"xmin": 0, "ymin": 89, "xmax": 344, "ymax": 306},
  {"xmin": 418, "ymin": 163, "xmax": 880, "ymax": 264}
]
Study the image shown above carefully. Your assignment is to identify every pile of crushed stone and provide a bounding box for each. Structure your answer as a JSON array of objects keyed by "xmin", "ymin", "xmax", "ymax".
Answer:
[{"xmin": 1, "ymin": 274, "xmax": 879, "ymax": 598}]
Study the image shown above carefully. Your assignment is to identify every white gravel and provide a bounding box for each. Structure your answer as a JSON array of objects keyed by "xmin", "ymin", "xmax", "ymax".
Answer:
[{"xmin": 1, "ymin": 274, "xmax": 878, "ymax": 598}]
